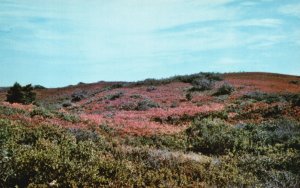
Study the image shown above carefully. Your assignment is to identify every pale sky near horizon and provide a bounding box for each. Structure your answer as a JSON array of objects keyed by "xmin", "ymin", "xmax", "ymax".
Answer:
[{"xmin": 1, "ymin": 0, "xmax": 300, "ymax": 87}]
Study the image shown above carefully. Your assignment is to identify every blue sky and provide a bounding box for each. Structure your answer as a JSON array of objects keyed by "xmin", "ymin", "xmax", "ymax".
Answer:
[{"xmin": 1, "ymin": 0, "xmax": 300, "ymax": 87}]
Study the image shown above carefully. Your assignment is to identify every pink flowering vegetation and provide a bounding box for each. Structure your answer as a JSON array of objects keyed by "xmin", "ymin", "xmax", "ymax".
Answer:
[
  {"xmin": 79, "ymin": 102, "xmax": 224, "ymax": 135},
  {"xmin": 224, "ymin": 73, "xmax": 300, "ymax": 94},
  {"xmin": 1, "ymin": 101, "xmax": 35, "ymax": 111},
  {"xmin": 0, "ymin": 102, "xmax": 91, "ymax": 130},
  {"xmin": 79, "ymin": 82, "xmax": 190, "ymax": 113},
  {"xmin": 67, "ymin": 81, "xmax": 229, "ymax": 135}
]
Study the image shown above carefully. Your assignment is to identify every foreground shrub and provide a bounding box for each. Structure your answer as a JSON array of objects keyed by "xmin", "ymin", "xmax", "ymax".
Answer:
[
  {"xmin": 1, "ymin": 117, "xmax": 299, "ymax": 187},
  {"xmin": 0, "ymin": 120, "xmax": 126, "ymax": 187},
  {"xmin": 30, "ymin": 107, "xmax": 53, "ymax": 118},
  {"xmin": 186, "ymin": 117, "xmax": 300, "ymax": 186},
  {"xmin": 187, "ymin": 118, "xmax": 300, "ymax": 155},
  {"xmin": 186, "ymin": 118, "xmax": 235, "ymax": 154}
]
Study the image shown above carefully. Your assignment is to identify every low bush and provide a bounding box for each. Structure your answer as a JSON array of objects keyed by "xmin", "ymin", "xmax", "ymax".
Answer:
[
  {"xmin": 33, "ymin": 85, "xmax": 46, "ymax": 90},
  {"xmin": 185, "ymin": 93, "xmax": 192, "ymax": 101},
  {"xmin": 0, "ymin": 105, "xmax": 27, "ymax": 116},
  {"xmin": 105, "ymin": 91, "xmax": 124, "ymax": 100},
  {"xmin": 131, "ymin": 72, "xmax": 223, "ymax": 86},
  {"xmin": 124, "ymin": 134, "xmax": 187, "ymax": 150},
  {"xmin": 186, "ymin": 118, "xmax": 235, "ymax": 154},
  {"xmin": 187, "ymin": 118, "xmax": 300, "ymax": 155},
  {"xmin": 136, "ymin": 99, "xmax": 160, "ymax": 111},
  {"xmin": 58, "ymin": 112, "xmax": 80, "ymax": 123},
  {"xmin": 214, "ymin": 83, "xmax": 235, "ymax": 96},
  {"xmin": 146, "ymin": 86, "xmax": 157, "ymax": 92},
  {"xmin": 71, "ymin": 90, "xmax": 87, "ymax": 102},
  {"xmin": 290, "ymin": 94, "xmax": 300, "ymax": 107},
  {"xmin": 289, "ymin": 80, "xmax": 299, "ymax": 85},
  {"xmin": 30, "ymin": 107, "xmax": 53, "ymax": 118},
  {"xmin": 243, "ymin": 91, "xmax": 284, "ymax": 104},
  {"xmin": 189, "ymin": 78, "xmax": 214, "ymax": 92}
]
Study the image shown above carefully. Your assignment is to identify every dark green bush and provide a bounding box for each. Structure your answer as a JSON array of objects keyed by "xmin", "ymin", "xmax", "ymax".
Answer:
[{"xmin": 6, "ymin": 83, "xmax": 36, "ymax": 104}]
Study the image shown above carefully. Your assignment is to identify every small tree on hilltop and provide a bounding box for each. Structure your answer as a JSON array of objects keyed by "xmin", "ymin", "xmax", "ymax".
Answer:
[{"xmin": 6, "ymin": 82, "xmax": 36, "ymax": 104}]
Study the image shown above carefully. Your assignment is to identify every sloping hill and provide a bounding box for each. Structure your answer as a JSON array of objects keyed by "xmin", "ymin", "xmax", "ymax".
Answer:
[
  {"xmin": 1, "ymin": 72, "xmax": 299, "ymax": 135},
  {"xmin": 1, "ymin": 72, "xmax": 300, "ymax": 187}
]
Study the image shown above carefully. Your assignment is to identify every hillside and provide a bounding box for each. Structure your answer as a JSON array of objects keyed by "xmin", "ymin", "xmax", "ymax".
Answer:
[{"xmin": 0, "ymin": 72, "xmax": 300, "ymax": 187}]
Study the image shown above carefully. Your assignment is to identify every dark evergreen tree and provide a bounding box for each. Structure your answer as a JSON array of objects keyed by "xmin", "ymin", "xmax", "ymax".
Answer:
[
  {"xmin": 6, "ymin": 82, "xmax": 36, "ymax": 104},
  {"xmin": 6, "ymin": 82, "xmax": 24, "ymax": 103}
]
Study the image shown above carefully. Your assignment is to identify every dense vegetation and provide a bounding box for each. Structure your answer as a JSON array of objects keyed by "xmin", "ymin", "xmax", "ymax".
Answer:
[
  {"xmin": 6, "ymin": 82, "xmax": 36, "ymax": 104},
  {"xmin": 1, "ymin": 72, "xmax": 300, "ymax": 187},
  {"xmin": 0, "ymin": 115, "xmax": 299, "ymax": 187}
]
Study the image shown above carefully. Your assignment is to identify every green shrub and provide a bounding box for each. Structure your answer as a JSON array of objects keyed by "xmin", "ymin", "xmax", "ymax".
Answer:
[
  {"xmin": 30, "ymin": 107, "xmax": 53, "ymax": 118},
  {"xmin": 0, "ymin": 121, "xmax": 123, "ymax": 187},
  {"xmin": 214, "ymin": 83, "xmax": 235, "ymax": 96},
  {"xmin": 189, "ymin": 78, "xmax": 214, "ymax": 92},
  {"xmin": 136, "ymin": 99, "xmax": 160, "ymax": 111},
  {"xmin": 187, "ymin": 118, "xmax": 300, "ymax": 155},
  {"xmin": 243, "ymin": 91, "xmax": 283, "ymax": 104},
  {"xmin": 6, "ymin": 82, "xmax": 36, "ymax": 104},
  {"xmin": 0, "ymin": 105, "xmax": 27, "ymax": 116},
  {"xmin": 124, "ymin": 134, "xmax": 187, "ymax": 150},
  {"xmin": 58, "ymin": 112, "xmax": 80, "ymax": 123},
  {"xmin": 131, "ymin": 72, "xmax": 223, "ymax": 86},
  {"xmin": 186, "ymin": 118, "xmax": 236, "ymax": 154},
  {"xmin": 1, "ymin": 116, "xmax": 299, "ymax": 187},
  {"xmin": 105, "ymin": 91, "xmax": 124, "ymax": 100}
]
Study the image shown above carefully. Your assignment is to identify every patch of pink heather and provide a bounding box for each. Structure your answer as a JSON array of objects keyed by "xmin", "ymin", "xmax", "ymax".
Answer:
[
  {"xmin": 114, "ymin": 103, "xmax": 224, "ymax": 120},
  {"xmin": 79, "ymin": 103, "xmax": 224, "ymax": 135},
  {"xmin": 1, "ymin": 102, "xmax": 35, "ymax": 111}
]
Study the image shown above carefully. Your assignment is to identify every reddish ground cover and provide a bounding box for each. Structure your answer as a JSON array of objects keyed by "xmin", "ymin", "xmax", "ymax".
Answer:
[
  {"xmin": 1, "ymin": 72, "xmax": 299, "ymax": 135},
  {"xmin": 224, "ymin": 72, "xmax": 300, "ymax": 94}
]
